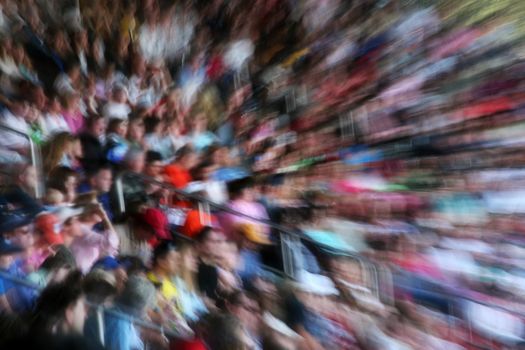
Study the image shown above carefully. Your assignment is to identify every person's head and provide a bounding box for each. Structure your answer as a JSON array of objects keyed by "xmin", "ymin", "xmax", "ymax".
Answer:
[
  {"xmin": 66, "ymin": 62, "xmax": 81, "ymax": 82},
  {"xmin": 85, "ymin": 114, "xmax": 107, "ymax": 138},
  {"xmin": 116, "ymin": 275, "xmax": 156, "ymax": 316},
  {"xmin": 111, "ymin": 85, "xmax": 128, "ymax": 104},
  {"xmin": 15, "ymin": 164, "xmax": 37, "ymax": 194},
  {"xmin": 192, "ymin": 112, "xmax": 208, "ymax": 132},
  {"xmin": 48, "ymin": 95, "xmax": 62, "ymax": 113},
  {"xmin": 47, "ymin": 166, "xmax": 78, "ymax": 202},
  {"xmin": 226, "ymin": 290, "xmax": 262, "ymax": 334},
  {"xmin": 228, "ymin": 177, "xmax": 256, "ymax": 201},
  {"xmin": 83, "ymin": 269, "xmax": 117, "ymax": 304},
  {"xmin": 123, "ymin": 147, "xmax": 145, "ymax": 173},
  {"xmin": 107, "ymin": 118, "xmax": 128, "ymax": 137},
  {"xmin": 61, "ymin": 91, "xmax": 80, "ymax": 110},
  {"xmin": 78, "ymin": 204, "xmax": 104, "ymax": 226},
  {"xmin": 86, "ymin": 165, "xmax": 113, "ymax": 193},
  {"xmin": 218, "ymin": 241, "xmax": 239, "ymax": 271},
  {"xmin": 9, "ymin": 97, "xmax": 30, "ymax": 118},
  {"xmin": 204, "ymin": 313, "xmax": 252, "ymax": 350},
  {"xmin": 152, "ymin": 240, "xmax": 179, "ymax": 276},
  {"xmin": 43, "ymin": 132, "xmax": 78, "ymax": 174},
  {"xmin": 55, "ymin": 206, "xmax": 84, "ymax": 238},
  {"xmin": 32, "ymin": 271, "xmax": 87, "ymax": 335},
  {"xmin": 43, "ymin": 189, "xmax": 65, "ymax": 206},
  {"xmin": 39, "ymin": 246, "xmax": 77, "ymax": 284},
  {"xmin": 145, "ymin": 150, "xmax": 164, "ymax": 177},
  {"xmin": 127, "ymin": 114, "xmax": 145, "ymax": 143},
  {"xmin": 194, "ymin": 227, "xmax": 226, "ymax": 260},
  {"xmin": 3, "ymin": 223, "xmax": 34, "ymax": 250},
  {"xmin": 176, "ymin": 145, "xmax": 199, "ymax": 170}
]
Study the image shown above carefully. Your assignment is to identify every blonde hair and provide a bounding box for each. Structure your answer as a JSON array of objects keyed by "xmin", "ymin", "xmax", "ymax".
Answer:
[
  {"xmin": 44, "ymin": 189, "xmax": 64, "ymax": 205},
  {"xmin": 42, "ymin": 132, "xmax": 76, "ymax": 175}
]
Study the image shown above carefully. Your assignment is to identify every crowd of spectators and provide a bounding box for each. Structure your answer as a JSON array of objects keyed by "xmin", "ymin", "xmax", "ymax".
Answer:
[{"xmin": 1, "ymin": 0, "xmax": 525, "ymax": 349}]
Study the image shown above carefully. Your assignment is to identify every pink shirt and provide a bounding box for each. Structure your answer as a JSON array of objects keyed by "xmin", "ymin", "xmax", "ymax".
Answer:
[
  {"xmin": 219, "ymin": 199, "xmax": 270, "ymax": 239},
  {"xmin": 62, "ymin": 109, "xmax": 85, "ymax": 134},
  {"xmin": 70, "ymin": 224, "xmax": 119, "ymax": 273}
]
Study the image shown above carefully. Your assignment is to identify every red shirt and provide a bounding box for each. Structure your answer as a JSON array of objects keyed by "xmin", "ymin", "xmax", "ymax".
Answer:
[{"xmin": 164, "ymin": 164, "xmax": 192, "ymax": 189}]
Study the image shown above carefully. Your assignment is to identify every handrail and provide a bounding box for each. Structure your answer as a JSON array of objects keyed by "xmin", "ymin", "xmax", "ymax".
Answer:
[
  {"xmin": 0, "ymin": 269, "xmax": 185, "ymax": 340},
  {"xmin": 115, "ymin": 171, "xmax": 370, "ymax": 278},
  {"xmin": 0, "ymin": 123, "xmax": 44, "ymax": 199}
]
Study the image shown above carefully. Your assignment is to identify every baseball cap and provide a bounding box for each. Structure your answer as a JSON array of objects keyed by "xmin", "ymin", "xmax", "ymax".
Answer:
[
  {"xmin": 136, "ymin": 208, "xmax": 170, "ymax": 240},
  {"xmin": 236, "ymin": 223, "xmax": 271, "ymax": 245},
  {"xmin": 0, "ymin": 212, "xmax": 35, "ymax": 235},
  {"xmin": 35, "ymin": 213, "xmax": 64, "ymax": 245},
  {"xmin": 55, "ymin": 206, "xmax": 85, "ymax": 226}
]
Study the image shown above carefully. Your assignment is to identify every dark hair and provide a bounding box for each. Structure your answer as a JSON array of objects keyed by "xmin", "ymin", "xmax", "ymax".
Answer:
[
  {"xmin": 107, "ymin": 118, "xmax": 127, "ymax": 134},
  {"xmin": 85, "ymin": 114, "xmax": 105, "ymax": 130},
  {"xmin": 31, "ymin": 271, "xmax": 84, "ymax": 333},
  {"xmin": 47, "ymin": 167, "xmax": 77, "ymax": 194},
  {"xmin": 84, "ymin": 164, "xmax": 112, "ymax": 179},
  {"xmin": 227, "ymin": 177, "xmax": 254, "ymax": 199},
  {"xmin": 144, "ymin": 117, "xmax": 162, "ymax": 134},
  {"xmin": 152, "ymin": 240, "xmax": 177, "ymax": 267},
  {"xmin": 175, "ymin": 145, "xmax": 194, "ymax": 161},
  {"xmin": 193, "ymin": 226, "xmax": 213, "ymax": 244},
  {"xmin": 40, "ymin": 246, "xmax": 76, "ymax": 271},
  {"xmin": 146, "ymin": 150, "xmax": 163, "ymax": 164},
  {"xmin": 203, "ymin": 313, "xmax": 244, "ymax": 350}
]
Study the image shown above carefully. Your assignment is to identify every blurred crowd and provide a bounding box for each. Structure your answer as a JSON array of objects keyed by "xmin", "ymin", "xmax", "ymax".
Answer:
[{"xmin": 1, "ymin": 0, "xmax": 525, "ymax": 349}]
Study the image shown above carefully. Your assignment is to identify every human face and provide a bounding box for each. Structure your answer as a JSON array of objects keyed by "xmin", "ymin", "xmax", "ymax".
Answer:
[
  {"xmin": 145, "ymin": 161, "xmax": 163, "ymax": 177},
  {"xmin": 158, "ymin": 249, "xmax": 179, "ymax": 276},
  {"xmin": 65, "ymin": 175, "xmax": 78, "ymax": 195},
  {"xmin": 201, "ymin": 230, "xmax": 226, "ymax": 259},
  {"xmin": 128, "ymin": 153, "xmax": 145, "ymax": 173},
  {"xmin": 181, "ymin": 248, "xmax": 197, "ymax": 272},
  {"xmin": 9, "ymin": 225, "xmax": 34, "ymax": 249},
  {"xmin": 92, "ymin": 118, "xmax": 107, "ymax": 138},
  {"xmin": 128, "ymin": 120, "xmax": 145, "ymax": 141},
  {"xmin": 64, "ymin": 217, "xmax": 82, "ymax": 237},
  {"xmin": 19, "ymin": 166, "xmax": 37, "ymax": 192},
  {"xmin": 93, "ymin": 169, "xmax": 112, "ymax": 193},
  {"xmin": 66, "ymin": 296, "xmax": 87, "ymax": 334}
]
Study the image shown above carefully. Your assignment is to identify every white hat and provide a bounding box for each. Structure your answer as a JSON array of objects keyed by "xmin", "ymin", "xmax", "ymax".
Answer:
[
  {"xmin": 55, "ymin": 206, "xmax": 84, "ymax": 226},
  {"xmin": 263, "ymin": 312, "xmax": 301, "ymax": 339},
  {"xmin": 294, "ymin": 270, "xmax": 339, "ymax": 296}
]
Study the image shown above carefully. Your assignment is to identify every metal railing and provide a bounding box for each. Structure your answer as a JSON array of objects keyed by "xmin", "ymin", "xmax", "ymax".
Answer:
[
  {"xmin": 0, "ymin": 124, "xmax": 44, "ymax": 198},
  {"xmin": 114, "ymin": 171, "xmax": 374, "ymax": 280}
]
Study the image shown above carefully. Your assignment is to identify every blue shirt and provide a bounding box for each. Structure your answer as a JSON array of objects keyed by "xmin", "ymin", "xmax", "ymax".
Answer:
[{"xmin": 238, "ymin": 249, "xmax": 263, "ymax": 282}]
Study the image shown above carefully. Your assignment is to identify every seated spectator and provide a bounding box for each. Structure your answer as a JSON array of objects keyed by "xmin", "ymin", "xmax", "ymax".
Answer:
[
  {"xmin": 144, "ymin": 117, "xmax": 177, "ymax": 161},
  {"xmin": 102, "ymin": 84, "xmax": 131, "ymax": 120},
  {"xmin": 0, "ymin": 238, "xmax": 24, "ymax": 313},
  {"xmin": 47, "ymin": 166, "xmax": 79, "ymax": 204},
  {"xmin": 174, "ymin": 242, "xmax": 207, "ymax": 323},
  {"xmin": 0, "ymin": 96, "xmax": 31, "ymax": 160},
  {"xmin": 195, "ymin": 227, "xmax": 226, "ymax": 304},
  {"xmin": 105, "ymin": 118, "xmax": 129, "ymax": 165},
  {"xmin": 79, "ymin": 115, "xmax": 107, "ymax": 172},
  {"xmin": 225, "ymin": 290, "xmax": 263, "ymax": 349},
  {"xmin": 221, "ymin": 177, "xmax": 270, "ymax": 240},
  {"xmin": 99, "ymin": 275, "xmax": 156, "ymax": 350},
  {"xmin": 42, "ymin": 132, "xmax": 82, "ymax": 175},
  {"xmin": 54, "ymin": 62, "xmax": 81, "ymax": 96},
  {"xmin": 42, "ymin": 95, "xmax": 70, "ymax": 139},
  {"xmin": 216, "ymin": 241, "xmax": 242, "ymax": 293},
  {"xmin": 188, "ymin": 112, "xmax": 218, "ymax": 153},
  {"xmin": 78, "ymin": 165, "xmax": 114, "ymax": 222},
  {"xmin": 164, "ymin": 145, "xmax": 199, "ymax": 189},
  {"xmin": 126, "ymin": 113, "xmax": 146, "ymax": 150},
  {"xmin": 235, "ymin": 223, "xmax": 272, "ymax": 283},
  {"xmin": 60, "ymin": 92, "xmax": 84, "ymax": 135},
  {"xmin": 69, "ymin": 204, "xmax": 119, "ymax": 274}
]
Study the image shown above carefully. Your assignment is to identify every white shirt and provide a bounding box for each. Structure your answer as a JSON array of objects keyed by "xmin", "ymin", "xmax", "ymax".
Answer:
[
  {"xmin": 42, "ymin": 112, "xmax": 70, "ymax": 138},
  {"xmin": 0, "ymin": 109, "xmax": 30, "ymax": 150},
  {"xmin": 102, "ymin": 101, "xmax": 131, "ymax": 120}
]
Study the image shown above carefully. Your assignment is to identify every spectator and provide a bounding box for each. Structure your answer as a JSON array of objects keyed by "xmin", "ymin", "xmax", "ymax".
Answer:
[
  {"xmin": 235, "ymin": 223, "xmax": 272, "ymax": 283},
  {"xmin": 102, "ymin": 85, "xmax": 131, "ymax": 120},
  {"xmin": 70, "ymin": 204, "xmax": 119, "ymax": 273},
  {"xmin": 101, "ymin": 275, "xmax": 156, "ymax": 350},
  {"xmin": 78, "ymin": 165, "xmax": 114, "ymax": 221},
  {"xmin": 195, "ymin": 227, "xmax": 225, "ymax": 304},
  {"xmin": 221, "ymin": 177, "xmax": 270, "ymax": 240},
  {"xmin": 42, "ymin": 132, "xmax": 82, "ymax": 175},
  {"xmin": 42, "ymin": 95, "xmax": 70, "ymax": 139},
  {"xmin": 164, "ymin": 145, "xmax": 199, "ymax": 189},
  {"xmin": 79, "ymin": 114, "xmax": 107, "ymax": 172},
  {"xmin": 54, "ymin": 62, "xmax": 81, "ymax": 96},
  {"xmin": 0, "ymin": 96, "xmax": 30, "ymax": 160},
  {"xmin": 60, "ymin": 92, "xmax": 84, "ymax": 134},
  {"xmin": 105, "ymin": 118, "xmax": 130, "ymax": 165},
  {"xmin": 47, "ymin": 166, "xmax": 79, "ymax": 204}
]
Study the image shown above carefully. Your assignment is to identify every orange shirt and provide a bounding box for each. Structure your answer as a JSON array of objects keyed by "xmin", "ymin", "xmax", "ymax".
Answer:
[{"xmin": 164, "ymin": 164, "xmax": 192, "ymax": 189}]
